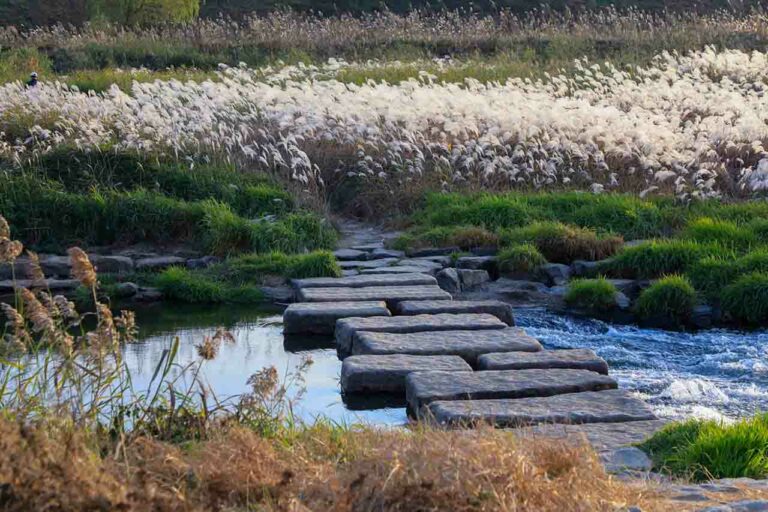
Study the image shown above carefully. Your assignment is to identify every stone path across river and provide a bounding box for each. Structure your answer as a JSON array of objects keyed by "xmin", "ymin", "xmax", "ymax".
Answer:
[{"xmin": 282, "ymin": 230, "xmax": 664, "ymax": 448}]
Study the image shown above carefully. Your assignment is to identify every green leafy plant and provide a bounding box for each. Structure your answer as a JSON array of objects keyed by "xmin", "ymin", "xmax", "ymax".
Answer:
[
  {"xmin": 634, "ymin": 275, "xmax": 696, "ymax": 327},
  {"xmin": 564, "ymin": 278, "xmax": 618, "ymax": 314}
]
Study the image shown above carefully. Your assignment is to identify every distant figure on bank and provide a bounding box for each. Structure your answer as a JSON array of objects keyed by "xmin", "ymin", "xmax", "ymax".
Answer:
[{"xmin": 27, "ymin": 72, "xmax": 38, "ymax": 87}]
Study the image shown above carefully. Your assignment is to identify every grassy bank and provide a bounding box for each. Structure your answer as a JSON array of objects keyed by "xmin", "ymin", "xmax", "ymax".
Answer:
[{"xmin": 394, "ymin": 192, "xmax": 768, "ymax": 327}]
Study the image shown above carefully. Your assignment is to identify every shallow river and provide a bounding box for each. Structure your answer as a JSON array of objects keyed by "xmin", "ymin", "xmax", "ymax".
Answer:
[{"xmin": 126, "ymin": 303, "xmax": 768, "ymax": 426}]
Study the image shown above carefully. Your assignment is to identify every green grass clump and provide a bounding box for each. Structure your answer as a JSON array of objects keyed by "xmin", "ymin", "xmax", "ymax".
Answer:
[
  {"xmin": 155, "ymin": 266, "xmax": 264, "ymax": 303},
  {"xmin": 608, "ymin": 240, "xmax": 722, "ymax": 279},
  {"xmin": 682, "ymin": 218, "xmax": 755, "ymax": 251},
  {"xmin": 226, "ymin": 251, "xmax": 341, "ymax": 281},
  {"xmin": 393, "ymin": 225, "xmax": 499, "ymax": 251},
  {"xmin": 500, "ymin": 221, "xmax": 623, "ymax": 263},
  {"xmin": 639, "ymin": 415, "xmax": 768, "ymax": 481},
  {"xmin": 566, "ymin": 195, "xmax": 665, "ymax": 239},
  {"xmin": 687, "ymin": 250, "xmax": 768, "ymax": 299},
  {"xmin": 634, "ymin": 275, "xmax": 696, "ymax": 327},
  {"xmin": 721, "ymin": 272, "xmax": 768, "ymax": 326},
  {"xmin": 564, "ymin": 278, "xmax": 618, "ymax": 314},
  {"xmin": 422, "ymin": 193, "xmax": 534, "ymax": 230},
  {"xmin": 497, "ymin": 244, "xmax": 547, "ymax": 275}
]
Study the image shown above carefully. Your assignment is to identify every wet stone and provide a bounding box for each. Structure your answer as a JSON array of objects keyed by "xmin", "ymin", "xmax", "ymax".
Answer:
[
  {"xmin": 360, "ymin": 266, "xmax": 436, "ymax": 275},
  {"xmin": 336, "ymin": 313, "xmax": 507, "ymax": 354},
  {"xmin": 426, "ymin": 389, "xmax": 657, "ymax": 427},
  {"xmin": 334, "ymin": 248, "xmax": 368, "ymax": 261},
  {"xmin": 352, "ymin": 327, "xmax": 542, "ymax": 365},
  {"xmin": 478, "ymin": 348, "xmax": 609, "ymax": 375},
  {"xmin": 292, "ymin": 273, "xmax": 436, "ymax": 290},
  {"xmin": 396, "ymin": 299, "xmax": 515, "ymax": 326},
  {"xmin": 337, "ymin": 258, "xmax": 399, "ymax": 269},
  {"xmin": 341, "ymin": 354, "xmax": 471, "ymax": 393},
  {"xmin": 283, "ymin": 301, "xmax": 390, "ymax": 335},
  {"xmin": 406, "ymin": 368, "xmax": 618, "ymax": 413},
  {"xmin": 298, "ymin": 285, "xmax": 451, "ymax": 310}
]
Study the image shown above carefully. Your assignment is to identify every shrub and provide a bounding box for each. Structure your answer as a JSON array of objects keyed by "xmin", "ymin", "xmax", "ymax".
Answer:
[
  {"xmin": 564, "ymin": 278, "xmax": 618, "ymax": 314},
  {"xmin": 721, "ymin": 272, "xmax": 768, "ymax": 326},
  {"xmin": 226, "ymin": 251, "xmax": 341, "ymax": 281},
  {"xmin": 634, "ymin": 275, "xmax": 696, "ymax": 327},
  {"xmin": 500, "ymin": 222, "xmax": 623, "ymax": 263},
  {"xmin": 687, "ymin": 257, "xmax": 738, "ymax": 299},
  {"xmin": 639, "ymin": 414, "xmax": 768, "ymax": 481},
  {"xmin": 568, "ymin": 196, "xmax": 664, "ymax": 239},
  {"xmin": 682, "ymin": 218, "xmax": 755, "ymax": 251},
  {"xmin": 155, "ymin": 266, "xmax": 264, "ymax": 303},
  {"xmin": 608, "ymin": 240, "xmax": 722, "ymax": 279},
  {"xmin": 497, "ymin": 244, "xmax": 546, "ymax": 275}
]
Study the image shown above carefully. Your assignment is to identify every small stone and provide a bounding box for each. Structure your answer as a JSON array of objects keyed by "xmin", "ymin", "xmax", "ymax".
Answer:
[
  {"xmin": 537, "ymin": 263, "xmax": 571, "ymax": 286},
  {"xmin": 602, "ymin": 447, "xmax": 653, "ymax": 473},
  {"xmin": 135, "ymin": 256, "xmax": 186, "ymax": 272},
  {"xmin": 457, "ymin": 269, "xmax": 490, "ymax": 290},
  {"xmin": 114, "ymin": 282, "xmax": 139, "ymax": 298},
  {"xmin": 334, "ymin": 249, "xmax": 368, "ymax": 261},
  {"xmin": 436, "ymin": 268, "xmax": 461, "ymax": 294},
  {"xmin": 615, "ymin": 291, "xmax": 631, "ymax": 310}
]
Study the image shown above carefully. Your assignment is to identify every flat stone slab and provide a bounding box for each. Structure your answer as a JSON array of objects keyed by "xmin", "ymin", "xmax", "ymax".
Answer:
[
  {"xmin": 334, "ymin": 249, "xmax": 367, "ymax": 261},
  {"xmin": 352, "ymin": 328, "xmax": 542, "ymax": 365},
  {"xmin": 341, "ymin": 354, "xmax": 472, "ymax": 393},
  {"xmin": 370, "ymin": 248, "xmax": 405, "ymax": 259},
  {"xmin": 337, "ymin": 258, "xmax": 398, "ymax": 269},
  {"xmin": 292, "ymin": 273, "xmax": 436, "ymax": 290},
  {"xmin": 478, "ymin": 348, "xmax": 609, "ymax": 375},
  {"xmin": 0, "ymin": 278, "xmax": 79, "ymax": 293},
  {"xmin": 425, "ymin": 389, "xmax": 657, "ymax": 427},
  {"xmin": 298, "ymin": 285, "xmax": 451, "ymax": 310},
  {"xmin": 406, "ymin": 368, "xmax": 618, "ymax": 412},
  {"xmin": 397, "ymin": 299, "xmax": 515, "ymax": 326},
  {"xmin": 397, "ymin": 259, "xmax": 444, "ymax": 271},
  {"xmin": 515, "ymin": 419, "xmax": 668, "ymax": 451},
  {"xmin": 360, "ymin": 266, "xmax": 436, "ymax": 275},
  {"xmin": 336, "ymin": 313, "xmax": 507, "ymax": 353},
  {"xmin": 283, "ymin": 301, "xmax": 390, "ymax": 335},
  {"xmin": 351, "ymin": 243, "xmax": 384, "ymax": 252}
]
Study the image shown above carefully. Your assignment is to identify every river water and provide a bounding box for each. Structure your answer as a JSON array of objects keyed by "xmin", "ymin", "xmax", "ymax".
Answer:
[{"xmin": 125, "ymin": 303, "xmax": 768, "ymax": 426}]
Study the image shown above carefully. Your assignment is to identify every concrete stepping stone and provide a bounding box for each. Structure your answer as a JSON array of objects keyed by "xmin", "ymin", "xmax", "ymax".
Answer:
[
  {"xmin": 408, "ymin": 247, "xmax": 460, "ymax": 257},
  {"xmin": 292, "ymin": 273, "xmax": 436, "ymax": 290},
  {"xmin": 352, "ymin": 328, "xmax": 542, "ymax": 365},
  {"xmin": 425, "ymin": 389, "xmax": 657, "ymax": 427},
  {"xmin": 341, "ymin": 354, "xmax": 472, "ymax": 393},
  {"xmin": 515, "ymin": 419, "xmax": 668, "ymax": 452},
  {"xmin": 299, "ymin": 285, "xmax": 451, "ymax": 310},
  {"xmin": 397, "ymin": 259, "xmax": 444, "ymax": 271},
  {"xmin": 352, "ymin": 243, "xmax": 384, "ymax": 252},
  {"xmin": 360, "ymin": 266, "xmax": 436, "ymax": 275},
  {"xmin": 406, "ymin": 368, "xmax": 618, "ymax": 413},
  {"xmin": 283, "ymin": 301, "xmax": 390, "ymax": 335},
  {"xmin": 334, "ymin": 248, "xmax": 368, "ymax": 261},
  {"xmin": 336, "ymin": 313, "xmax": 507, "ymax": 354},
  {"xmin": 478, "ymin": 348, "xmax": 609, "ymax": 375},
  {"xmin": 338, "ymin": 258, "xmax": 399, "ymax": 269},
  {"xmin": 370, "ymin": 248, "xmax": 405, "ymax": 259},
  {"xmin": 396, "ymin": 299, "xmax": 515, "ymax": 326}
]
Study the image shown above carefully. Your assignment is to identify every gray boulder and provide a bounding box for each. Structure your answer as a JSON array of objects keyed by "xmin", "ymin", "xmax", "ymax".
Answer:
[
  {"xmin": 186, "ymin": 255, "xmax": 221, "ymax": 270},
  {"xmin": 135, "ymin": 256, "xmax": 186, "ymax": 272},
  {"xmin": 457, "ymin": 269, "xmax": 489, "ymax": 290},
  {"xmin": 91, "ymin": 255, "xmax": 135, "ymax": 274},
  {"xmin": 334, "ymin": 248, "xmax": 368, "ymax": 261},
  {"xmin": 436, "ymin": 268, "xmax": 461, "ymax": 294},
  {"xmin": 115, "ymin": 282, "xmax": 139, "ymax": 298},
  {"xmin": 537, "ymin": 263, "xmax": 571, "ymax": 286},
  {"xmin": 39, "ymin": 255, "xmax": 72, "ymax": 277}
]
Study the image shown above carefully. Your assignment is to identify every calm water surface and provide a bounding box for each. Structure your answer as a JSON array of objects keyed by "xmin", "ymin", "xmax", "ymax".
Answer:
[{"xmin": 127, "ymin": 304, "xmax": 768, "ymax": 426}]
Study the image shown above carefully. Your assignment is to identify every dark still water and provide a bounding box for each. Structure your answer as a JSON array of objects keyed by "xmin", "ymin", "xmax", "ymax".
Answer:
[{"xmin": 127, "ymin": 304, "xmax": 768, "ymax": 426}]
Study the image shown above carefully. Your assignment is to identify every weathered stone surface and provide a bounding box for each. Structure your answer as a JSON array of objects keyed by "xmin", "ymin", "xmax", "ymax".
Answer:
[
  {"xmin": 186, "ymin": 255, "xmax": 221, "ymax": 270},
  {"xmin": 0, "ymin": 279, "xmax": 79, "ymax": 293},
  {"xmin": 342, "ymin": 269, "xmax": 360, "ymax": 277},
  {"xmin": 426, "ymin": 389, "xmax": 656, "ymax": 427},
  {"xmin": 407, "ymin": 368, "xmax": 617, "ymax": 412},
  {"xmin": 353, "ymin": 328, "xmax": 542, "ymax": 365},
  {"xmin": 336, "ymin": 313, "xmax": 506, "ymax": 353},
  {"xmin": 436, "ymin": 268, "xmax": 461, "ymax": 293},
  {"xmin": 292, "ymin": 273, "xmax": 436, "ymax": 290},
  {"xmin": 135, "ymin": 256, "xmax": 186, "ymax": 271},
  {"xmin": 601, "ymin": 447, "xmax": 653, "ymax": 473},
  {"xmin": 458, "ymin": 269, "xmax": 489, "ymax": 289},
  {"xmin": 607, "ymin": 279, "xmax": 642, "ymax": 299},
  {"xmin": 284, "ymin": 301, "xmax": 390, "ymax": 335},
  {"xmin": 571, "ymin": 260, "xmax": 602, "ymax": 277},
  {"xmin": 478, "ymin": 348, "xmax": 609, "ymax": 375},
  {"xmin": 90, "ymin": 255, "xmax": 135, "ymax": 274},
  {"xmin": 692, "ymin": 304, "xmax": 714, "ymax": 329},
  {"xmin": 360, "ymin": 266, "xmax": 436, "ymax": 275},
  {"xmin": 461, "ymin": 278, "xmax": 551, "ymax": 305},
  {"xmin": 456, "ymin": 256, "xmax": 497, "ymax": 273},
  {"xmin": 261, "ymin": 285, "xmax": 294, "ymax": 302},
  {"xmin": 370, "ymin": 248, "xmax": 405, "ymax": 259},
  {"xmin": 351, "ymin": 243, "xmax": 384, "ymax": 252},
  {"xmin": 615, "ymin": 291, "xmax": 631, "ymax": 310},
  {"xmin": 39, "ymin": 255, "xmax": 72, "ymax": 277},
  {"xmin": 337, "ymin": 258, "xmax": 399, "ymax": 269},
  {"xmin": 0, "ymin": 258, "xmax": 31, "ymax": 280},
  {"xmin": 334, "ymin": 248, "xmax": 368, "ymax": 261},
  {"xmin": 699, "ymin": 501, "xmax": 768, "ymax": 512},
  {"xmin": 115, "ymin": 282, "xmax": 139, "ymax": 298},
  {"xmin": 135, "ymin": 287, "xmax": 163, "ymax": 302},
  {"xmin": 537, "ymin": 263, "xmax": 572, "ymax": 286},
  {"xmin": 412, "ymin": 255, "xmax": 452, "ymax": 266},
  {"xmin": 298, "ymin": 285, "xmax": 451, "ymax": 310},
  {"xmin": 396, "ymin": 299, "xmax": 515, "ymax": 326},
  {"xmin": 408, "ymin": 247, "xmax": 460, "ymax": 257},
  {"xmin": 341, "ymin": 354, "xmax": 471, "ymax": 393},
  {"xmin": 397, "ymin": 259, "xmax": 444, "ymax": 271},
  {"xmin": 514, "ymin": 419, "xmax": 668, "ymax": 451}
]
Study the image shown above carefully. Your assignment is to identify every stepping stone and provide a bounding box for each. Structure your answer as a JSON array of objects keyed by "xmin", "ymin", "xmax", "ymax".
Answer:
[
  {"xmin": 292, "ymin": 273, "xmax": 436, "ymax": 290},
  {"xmin": 334, "ymin": 248, "xmax": 367, "ymax": 261},
  {"xmin": 342, "ymin": 270, "xmax": 360, "ymax": 277},
  {"xmin": 515, "ymin": 419, "xmax": 668, "ymax": 451},
  {"xmin": 478, "ymin": 348, "xmax": 609, "ymax": 375},
  {"xmin": 406, "ymin": 368, "xmax": 618, "ymax": 413},
  {"xmin": 397, "ymin": 259, "xmax": 444, "ymax": 271},
  {"xmin": 456, "ymin": 256, "xmax": 497, "ymax": 271},
  {"xmin": 425, "ymin": 389, "xmax": 657, "ymax": 427},
  {"xmin": 298, "ymin": 285, "xmax": 451, "ymax": 310},
  {"xmin": 360, "ymin": 266, "xmax": 436, "ymax": 275},
  {"xmin": 396, "ymin": 300, "xmax": 515, "ymax": 326},
  {"xmin": 341, "ymin": 354, "xmax": 471, "ymax": 393},
  {"xmin": 283, "ymin": 301, "xmax": 390, "ymax": 335},
  {"xmin": 338, "ymin": 258, "xmax": 399, "ymax": 269},
  {"xmin": 352, "ymin": 243, "xmax": 384, "ymax": 252},
  {"xmin": 336, "ymin": 313, "xmax": 506, "ymax": 354},
  {"xmin": 352, "ymin": 328, "xmax": 542, "ymax": 365},
  {"xmin": 370, "ymin": 248, "xmax": 405, "ymax": 259},
  {"xmin": 408, "ymin": 247, "xmax": 460, "ymax": 257}
]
